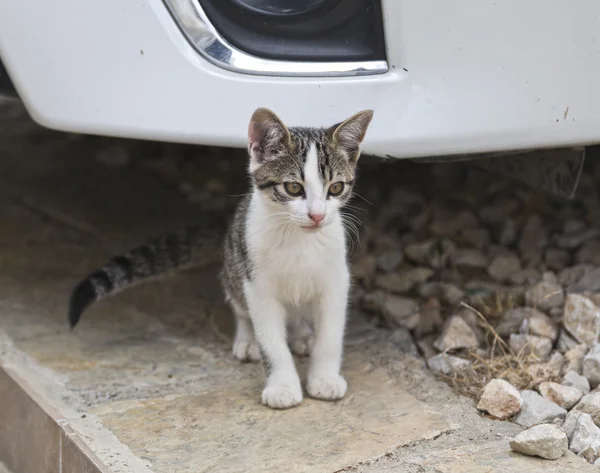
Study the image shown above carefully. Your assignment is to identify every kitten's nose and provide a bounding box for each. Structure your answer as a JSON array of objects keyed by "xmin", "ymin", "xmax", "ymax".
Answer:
[{"xmin": 309, "ymin": 213, "xmax": 325, "ymax": 224}]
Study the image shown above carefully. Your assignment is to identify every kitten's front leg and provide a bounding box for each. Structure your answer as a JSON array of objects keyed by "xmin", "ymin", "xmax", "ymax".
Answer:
[
  {"xmin": 246, "ymin": 287, "xmax": 302, "ymax": 409},
  {"xmin": 307, "ymin": 277, "xmax": 349, "ymax": 401}
]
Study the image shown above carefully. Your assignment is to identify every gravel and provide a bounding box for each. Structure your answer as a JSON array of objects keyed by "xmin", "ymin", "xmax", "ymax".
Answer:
[{"xmin": 77, "ymin": 105, "xmax": 600, "ymax": 463}]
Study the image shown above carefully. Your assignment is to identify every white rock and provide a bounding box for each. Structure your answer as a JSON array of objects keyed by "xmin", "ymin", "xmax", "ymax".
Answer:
[
  {"xmin": 557, "ymin": 329, "xmax": 580, "ymax": 353},
  {"xmin": 527, "ymin": 352, "xmax": 565, "ymax": 380},
  {"xmin": 524, "ymin": 310, "xmax": 558, "ymax": 341},
  {"xmin": 583, "ymin": 344, "xmax": 600, "ymax": 388},
  {"xmin": 433, "ymin": 315, "xmax": 479, "ymax": 352},
  {"xmin": 525, "ymin": 280, "xmax": 564, "ymax": 313},
  {"xmin": 537, "ymin": 381, "xmax": 583, "ymax": 410},
  {"xmin": 580, "ymin": 439, "xmax": 600, "ymax": 464},
  {"xmin": 509, "ymin": 424, "xmax": 568, "ymax": 460},
  {"xmin": 563, "ymin": 294, "xmax": 600, "ymax": 346},
  {"xmin": 477, "ymin": 379, "xmax": 523, "ymax": 420},
  {"xmin": 564, "ymin": 344, "xmax": 589, "ymax": 374},
  {"xmin": 426, "ymin": 354, "xmax": 471, "ymax": 376},
  {"xmin": 562, "ymin": 410, "xmax": 585, "ymax": 442},
  {"xmin": 514, "ymin": 390, "xmax": 567, "ymax": 428},
  {"xmin": 495, "ymin": 307, "xmax": 533, "ymax": 338},
  {"xmin": 563, "ymin": 370, "xmax": 591, "ymax": 395},
  {"xmin": 571, "ymin": 413, "xmax": 600, "ymax": 455},
  {"xmin": 509, "ymin": 334, "xmax": 553, "ymax": 359},
  {"xmin": 574, "ymin": 392, "xmax": 600, "ymax": 426}
]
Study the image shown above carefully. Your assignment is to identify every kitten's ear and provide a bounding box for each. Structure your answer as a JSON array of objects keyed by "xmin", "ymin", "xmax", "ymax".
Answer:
[
  {"xmin": 328, "ymin": 110, "xmax": 374, "ymax": 163},
  {"xmin": 248, "ymin": 108, "xmax": 291, "ymax": 171}
]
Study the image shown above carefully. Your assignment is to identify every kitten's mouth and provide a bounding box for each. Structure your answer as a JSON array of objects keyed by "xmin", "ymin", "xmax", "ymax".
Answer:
[{"xmin": 301, "ymin": 224, "xmax": 321, "ymax": 231}]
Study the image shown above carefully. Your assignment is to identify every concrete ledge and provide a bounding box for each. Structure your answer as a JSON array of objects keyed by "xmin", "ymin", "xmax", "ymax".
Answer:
[{"xmin": 0, "ymin": 367, "xmax": 104, "ymax": 473}]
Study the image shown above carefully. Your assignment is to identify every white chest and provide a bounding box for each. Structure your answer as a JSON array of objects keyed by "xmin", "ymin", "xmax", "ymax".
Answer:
[{"xmin": 248, "ymin": 220, "xmax": 347, "ymax": 306}]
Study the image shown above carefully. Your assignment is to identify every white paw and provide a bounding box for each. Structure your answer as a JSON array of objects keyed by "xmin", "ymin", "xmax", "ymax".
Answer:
[
  {"xmin": 232, "ymin": 340, "xmax": 261, "ymax": 362},
  {"xmin": 261, "ymin": 384, "xmax": 303, "ymax": 409},
  {"xmin": 307, "ymin": 373, "xmax": 347, "ymax": 401},
  {"xmin": 289, "ymin": 335, "xmax": 315, "ymax": 357}
]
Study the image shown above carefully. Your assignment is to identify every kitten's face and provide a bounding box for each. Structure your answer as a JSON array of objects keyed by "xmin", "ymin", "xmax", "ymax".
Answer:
[{"xmin": 247, "ymin": 109, "xmax": 373, "ymax": 230}]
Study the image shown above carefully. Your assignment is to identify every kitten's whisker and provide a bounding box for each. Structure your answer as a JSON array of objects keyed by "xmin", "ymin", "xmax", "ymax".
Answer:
[{"xmin": 351, "ymin": 192, "xmax": 372, "ymax": 205}]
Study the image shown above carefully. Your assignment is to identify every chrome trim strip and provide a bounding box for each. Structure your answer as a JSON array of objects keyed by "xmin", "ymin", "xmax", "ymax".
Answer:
[{"xmin": 164, "ymin": 0, "xmax": 388, "ymax": 77}]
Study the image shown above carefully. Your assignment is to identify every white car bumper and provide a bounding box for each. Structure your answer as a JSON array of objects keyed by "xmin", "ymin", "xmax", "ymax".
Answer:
[{"xmin": 1, "ymin": 0, "xmax": 599, "ymax": 158}]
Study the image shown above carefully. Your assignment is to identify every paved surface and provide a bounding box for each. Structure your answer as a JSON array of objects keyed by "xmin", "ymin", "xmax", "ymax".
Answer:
[{"xmin": 0, "ymin": 98, "xmax": 595, "ymax": 472}]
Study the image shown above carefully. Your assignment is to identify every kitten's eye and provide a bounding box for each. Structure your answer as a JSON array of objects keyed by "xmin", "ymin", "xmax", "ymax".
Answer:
[
  {"xmin": 284, "ymin": 182, "xmax": 304, "ymax": 197},
  {"xmin": 328, "ymin": 182, "xmax": 344, "ymax": 196}
]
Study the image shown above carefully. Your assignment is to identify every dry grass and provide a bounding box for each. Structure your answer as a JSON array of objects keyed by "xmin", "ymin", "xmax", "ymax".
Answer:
[
  {"xmin": 437, "ymin": 351, "xmax": 560, "ymax": 400},
  {"xmin": 434, "ymin": 301, "xmax": 561, "ymax": 401}
]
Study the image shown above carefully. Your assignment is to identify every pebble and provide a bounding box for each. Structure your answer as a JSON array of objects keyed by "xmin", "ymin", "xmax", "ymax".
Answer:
[
  {"xmin": 519, "ymin": 214, "xmax": 548, "ymax": 255},
  {"xmin": 524, "ymin": 280, "xmax": 565, "ymax": 313},
  {"xmin": 430, "ymin": 209, "xmax": 478, "ymax": 237},
  {"xmin": 418, "ymin": 282, "xmax": 465, "ymax": 306},
  {"xmin": 509, "ymin": 424, "xmax": 568, "ymax": 460},
  {"xmin": 576, "ymin": 241, "xmax": 600, "ymax": 266},
  {"xmin": 562, "ymin": 410, "xmax": 585, "ymax": 442},
  {"xmin": 376, "ymin": 249, "xmax": 404, "ymax": 273},
  {"xmin": 487, "ymin": 253, "xmax": 521, "ymax": 283},
  {"xmin": 460, "ymin": 227, "xmax": 490, "ymax": 250},
  {"xmin": 580, "ymin": 441, "xmax": 600, "ymax": 464},
  {"xmin": 383, "ymin": 295, "xmax": 420, "ymax": 330},
  {"xmin": 570, "ymin": 413, "xmax": 600, "ymax": 457},
  {"xmin": 480, "ymin": 201, "xmax": 520, "ymax": 225},
  {"xmin": 557, "ymin": 330, "xmax": 579, "ymax": 353},
  {"xmin": 545, "ymin": 248, "xmax": 571, "ymax": 272},
  {"xmin": 522, "ymin": 310, "xmax": 558, "ymax": 341},
  {"xmin": 433, "ymin": 315, "xmax": 480, "ymax": 352},
  {"xmin": 352, "ymin": 255, "xmax": 377, "ymax": 287},
  {"xmin": 564, "ymin": 344, "xmax": 589, "ymax": 374},
  {"xmin": 417, "ymin": 335, "xmax": 438, "ymax": 360},
  {"xmin": 499, "ymin": 218, "xmax": 517, "ymax": 246},
  {"xmin": 451, "ymin": 248, "xmax": 488, "ymax": 269},
  {"xmin": 509, "ymin": 334, "xmax": 553, "ymax": 358},
  {"xmin": 405, "ymin": 240, "xmax": 441, "ymax": 268},
  {"xmin": 573, "ymin": 392, "xmax": 600, "ymax": 425},
  {"xmin": 568, "ymin": 267, "xmax": 600, "ymax": 293},
  {"xmin": 563, "ymin": 294, "xmax": 600, "ymax": 346},
  {"xmin": 426, "ymin": 354, "xmax": 471, "ymax": 375},
  {"xmin": 537, "ymin": 382, "xmax": 583, "ymax": 410},
  {"xmin": 556, "ymin": 226, "xmax": 600, "ymax": 249},
  {"xmin": 558, "ymin": 264, "xmax": 595, "ymax": 287},
  {"xmin": 583, "ymin": 345, "xmax": 600, "ymax": 388},
  {"xmin": 360, "ymin": 290, "xmax": 385, "ymax": 313},
  {"xmin": 495, "ymin": 307, "xmax": 536, "ymax": 338},
  {"xmin": 476, "ymin": 379, "xmax": 523, "ymax": 420},
  {"xmin": 414, "ymin": 297, "xmax": 444, "ymax": 338},
  {"xmin": 375, "ymin": 267, "xmax": 434, "ymax": 293},
  {"xmin": 563, "ymin": 370, "xmax": 591, "ymax": 395},
  {"xmin": 514, "ymin": 390, "xmax": 567, "ymax": 428},
  {"xmin": 509, "ymin": 268, "xmax": 542, "ymax": 286}
]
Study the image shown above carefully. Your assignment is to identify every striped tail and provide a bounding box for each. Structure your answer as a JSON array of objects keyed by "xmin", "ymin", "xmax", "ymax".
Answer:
[{"xmin": 68, "ymin": 225, "xmax": 220, "ymax": 328}]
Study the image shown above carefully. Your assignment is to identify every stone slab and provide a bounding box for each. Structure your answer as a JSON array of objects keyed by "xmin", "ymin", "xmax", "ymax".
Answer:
[
  {"xmin": 90, "ymin": 360, "xmax": 452, "ymax": 473},
  {"xmin": 408, "ymin": 441, "xmax": 596, "ymax": 473}
]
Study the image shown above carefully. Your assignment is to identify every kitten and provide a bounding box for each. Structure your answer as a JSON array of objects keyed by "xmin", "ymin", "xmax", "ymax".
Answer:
[{"xmin": 68, "ymin": 107, "xmax": 373, "ymax": 409}]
